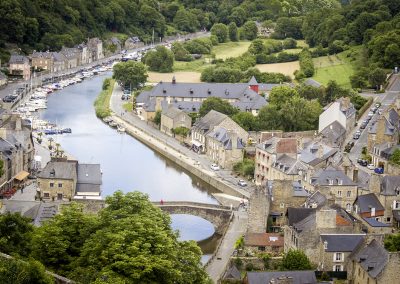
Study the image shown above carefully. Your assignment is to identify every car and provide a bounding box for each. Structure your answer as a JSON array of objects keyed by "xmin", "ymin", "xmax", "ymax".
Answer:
[
  {"xmin": 374, "ymin": 167, "xmax": 384, "ymax": 174},
  {"xmin": 367, "ymin": 164, "xmax": 375, "ymax": 170},
  {"xmin": 210, "ymin": 164, "xmax": 220, "ymax": 171},
  {"xmin": 367, "ymin": 111, "xmax": 374, "ymax": 117},
  {"xmin": 238, "ymin": 180, "xmax": 247, "ymax": 187},
  {"xmin": 353, "ymin": 133, "xmax": 360, "ymax": 140},
  {"xmin": 370, "ymin": 107, "xmax": 377, "ymax": 113},
  {"xmin": 360, "ymin": 122, "xmax": 367, "ymax": 129},
  {"xmin": 375, "ymin": 103, "xmax": 381, "ymax": 108},
  {"xmin": 357, "ymin": 159, "xmax": 368, "ymax": 167}
]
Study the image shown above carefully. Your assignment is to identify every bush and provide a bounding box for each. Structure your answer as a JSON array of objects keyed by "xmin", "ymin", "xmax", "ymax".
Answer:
[
  {"xmin": 210, "ymin": 35, "xmax": 219, "ymax": 46},
  {"xmin": 94, "ymin": 78, "xmax": 115, "ymax": 118},
  {"xmin": 233, "ymin": 159, "xmax": 255, "ymax": 177},
  {"xmin": 210, "ymin": 23, "xmax": 228, "ymax": 43},
  {"xmin": 299, "ymin": 49, "xmax": 314, "ymax": 77},
  {"xmin": 171, "ymin": 42, "xmax": 192, "ymax": 61},
  {"xmin": 245, "ymin": 263, "xmax": 254, "ymax": 271},
  {"xmin": 277, "ymin": 52, "xmax": 298, "ymax": 62},
  {"xmin": 183, "ymin": 38, "xmax": 213, "ymax": 54},
  {"xmin": 143, "ymin": 45, "xmax": 174, "ymax": 72},
  {"xmin": 282, "ymin": 38, "xmax": 297, "ymax": 49}
]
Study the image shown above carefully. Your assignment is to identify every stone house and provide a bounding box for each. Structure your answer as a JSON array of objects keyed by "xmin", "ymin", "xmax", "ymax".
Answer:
[
  {"xmin": 87, "ymin": 38, "xmax": 104, "ymax": 62},
  {"xmin": 160, "ymin": 105, "xmax": 191, "ymax": 137},
  {"xmin": 320, "ymin": 120, "xmax": 347, "ymax": 148},
  {"xmin": 348, "ymin": 239, "xmax": 400, "ymax": 284},
  {"xmin": 31, "ymin": 52, "xmax": 66, "ymax": 73},
  {"xmin": 75, "ymin": 43, "xmax": 89, "ymax": 65},
  {"xmin": 367, "ymin": 104, "xmax": 400, "ymax": 153},
  {"xmin": 191, "ymin": 110, "xmax": 248, "ymax": 155},
  {"xmin": 124, "ymin": 36, "xmax": 143, "ymax": 50},
  {"xmin": 60, "ymin": 47, "xmax": 80, "ymax": 69},
  {"xmin": 136, "ymin": 77, "xmax": 267, "ymax": 119},
  {"xmin": 0, "ymin": 72, "xmax": 7, "ymax": 88},
  {"xmin": 318, "ymin": 97, "xmax": 356, "ymax": 134},
  {"xmin": 245, "ymin": 270, "xmax": 317, "ymax": 284},
  {"xmin": 37, "ymin": 160, "xmax": 78, "ymax": 201},
  {"xmin": 244, "ymin": 232, "xmax": 284, "ymax": 254},
  {"xmin": 284, "ymin": 205, "xmax": 361, "ymax": 266},
  {"xmin": 206, "ymin": 127, "xmax": 245, "ymax": 169},
  {"xmin": 8, "ymin": 55, "xmax": 31, "ymax": 80},
  {"xmin": 318, "ymin": 234, "xmax": 365, "ymax": 272},
  {"xmin": 307, "ymin": 166, "xmax": 359, "ymax": 212},
  {"xmin": 268, "ymin": 180, "xmax": 309, "ymax": 228}
]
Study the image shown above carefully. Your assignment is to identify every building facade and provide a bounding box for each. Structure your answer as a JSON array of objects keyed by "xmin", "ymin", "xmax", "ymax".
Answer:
[{"xmin": 8, "ymin": 55, "xmax": 31, "ymax": 80}]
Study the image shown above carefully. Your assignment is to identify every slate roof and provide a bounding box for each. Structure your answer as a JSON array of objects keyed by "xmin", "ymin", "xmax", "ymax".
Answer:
[
  {"xmin": 223, "ymin": 265, "xmax": 241, "ymax": 280},
  {"xmin": 256, "ymin": 137, "xmax": 297, "ymax": 154},
  {"xmin": 207, "ymin": 127, "xmax": 245, "ymax": 150},
  {"xmin": 311, "ymin": 166, "xmax": 356, "ymax": 186},
  {"xmin": 38, "ymin": 161, "xmax": 77, "ymax": 180},
  {"xmin": 248, "ymin": 76, "xmax": 258, "ymax": 85},
  {"xmin": 9, "ymin": 54, "xmax": 29, "ymax": 64},
  {"xmin": 380, "ymin": 176, "xmax": 400, "ymax": 195},
  {"xmin": 77, "ymin": 164, "xmax": 102, "ymax": 185},
  {"xmin": 272, "ymin": 154, "xmax": 307, "ymax": 175},
  {"xmin": 304, "ymin": 78, "xmax": 322, "ymax": 88},
  {"xmin": 363, "ymin": 217, "xmax": 390, "ymax": 227},
  {"xmin": 300, "ymin": 141, "xmax": 337, "ymax": 166},
  {"xmin": 76, "ymin": 183, "xmax": 101, "ymax": 193},
  {"xmin": 286, "ymin": 207, "xmax": 315, "ymax": 226},
  {"xmin": 337, "ymin": 97, "xmax": 356, "ymax": 118},
  {"xmin": 162, "ymin": 105, "xmax": 187, "ymax": 119},
  {"xmin": 352, "ymin": 239, "xmax": 389, "ymax": 279},
  {"xmin": 160, "ymin": 100, "xmax": 201, "ymax": 113},
  {"xmin": 369, "ymin": 116, "xmax": 397, "ymax": 136},
  {"xmin": 355, "ymin": 193, "xmax": 385, "ymax": 213},
  {"xmin": 246, "ymin": 271, "xmax": 317, "ymax": 284},
  {"xmin": 320, "ymin": 234, "xmax": 365, "ymax": 252},
  {"xmin": 305, "ymin": 190, "xmax": 327, "ymax": 208},
  {"xmin": 292, "ymin": 181, "xmax": 310, "ymax": 197},
  {"xmin": 244, "ymin": 233, "xmax": 283, "ymax": 247},
  {"xmin": 192, "ymin": 110, "xmax": 227, "ymax": 133},
  {"xmin": 388, "ymin": 108, "xmax": 400, "ymax": 129},
  {"xmin": 258, "ymin": 83, "xmax": 281, "ymax": 93},
  {"xmin": 320, "ymin": 120, "xmax": 346, "ymax": 145}
]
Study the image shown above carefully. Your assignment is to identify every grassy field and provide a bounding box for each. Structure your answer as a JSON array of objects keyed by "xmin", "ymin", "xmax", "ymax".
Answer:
[
  {"xmin": 148, "ymin": 71, "xmax": 201, "ymax": 83},
  {"xmin": 213, "ymin": 41, "xmax": 252, "ymax": 59},
  {"xmin": 94, "ymin": 78, "xmax": 115, "ymax": 118},
  {"xmin": 174, "ymin": 59, "xmax": 211, "ymax": 72},
  {"xmin": 256, "ymin": 61, "xmax": 300, "ymax": 78},
  {"xmin": 311, "ymin": 51, "xmax": 355, "ymax": 88}
]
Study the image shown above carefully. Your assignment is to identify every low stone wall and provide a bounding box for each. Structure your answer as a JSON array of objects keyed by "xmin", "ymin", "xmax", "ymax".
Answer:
[{"xmin": 229, "ymin": 256, "xmax": 283, "ymax": 271}]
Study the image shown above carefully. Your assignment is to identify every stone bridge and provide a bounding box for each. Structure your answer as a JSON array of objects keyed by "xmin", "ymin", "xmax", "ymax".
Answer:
[{"xmin": 153, "ymin": 201, "xmax": 233, "ymax": 235}]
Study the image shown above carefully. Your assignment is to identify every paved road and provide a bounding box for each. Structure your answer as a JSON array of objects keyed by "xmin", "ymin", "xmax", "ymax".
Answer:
[
  {"xmin": 110, "ymin": 83, "xmax": 255, "ymax": 197},
  {"xmin": 205, "ymin": 210, "xmax": 248, "ymax": 283}
]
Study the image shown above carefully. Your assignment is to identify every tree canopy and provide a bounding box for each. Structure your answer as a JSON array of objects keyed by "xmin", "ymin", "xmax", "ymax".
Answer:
[
  {"xmin": 199, "ymin": 97, "xmax": 239, "ymax": 117},
  {"xmin": 143, "ymin": 46, "xmax": 174, "ymax": 73},
  {"xmin": 281, "ymin": 249, "xmax": 313, "ymax": 270},
  {"xmin": 113, "ymin": 61, "xmax": 148, "ymax": 90}
]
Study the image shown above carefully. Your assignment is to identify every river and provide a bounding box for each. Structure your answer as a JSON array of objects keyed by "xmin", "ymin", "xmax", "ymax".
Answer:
[{"xmin": 39, "ymin": 72, "xmax": 219, "ymax": 262}]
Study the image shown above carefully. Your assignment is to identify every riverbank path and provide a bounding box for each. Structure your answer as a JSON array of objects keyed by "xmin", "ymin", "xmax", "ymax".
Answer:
[{"xmin": 109, "ymin": 83, "xmax": 253, "ymax": 199}]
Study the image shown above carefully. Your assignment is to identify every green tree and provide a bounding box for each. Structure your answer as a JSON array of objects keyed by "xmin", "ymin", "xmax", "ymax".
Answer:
[
  {"xmin": 241, "ymin": 21, "xmax": 258, "ymax": 40},
  {"xmin": 173, "ymin": 9, "xmax": 199, "ymax": 32},
  {"xmin": 384, "ymin": 233, "xmax": 400, "ymax": 252},
  {"xmin": 248, "ymin": 39, "xmax": 267, "ymax": 55},
  {"xmin": 282, "ymin": 38, "xmax": 297, "ymax": 49},
  {"xmin": 113, "ymin": 61, "xmax": 148, "ymax": 90},
  {"xmin": 232, "ymin": 112, "xmax": 258, "ymax": 131},
  {"xmin": 199, "ymin": 97, "xmax": 239, "ymax": 117},
  {"xmin": 389, "ymin": 149, "xmax": 400, "ymax": 165},
  {"xmin": 228, "ymin": 22, "xmax": 238, "ymax": 42},
  {"xmin": 0, "ymin": 257, "xmax": 53, "ymax": 284},
  {"xmin": 281, "ymin": 249, "xmax": 313, "ymax": 270},
  {"xmin": 211, "ymin": 23, "xmax": 228, "ymax": 43},
  {"xmin": 0, "ymin": 212, "xmax": 33, "ymax": 257},
  {"xmin": 153, "ymin": 110, "xmax": 161, "ymax": 125},
  {"xmin": 144, "ymin": 45, "xmax": 174, "ymax": 73},
  {"xmin": 172, "ymin": 42, "xmax": 192, "ymax": 61},
  {"xmin": 273, "ymin": 17, "xmax": 303, "ymax": 39},
  {"xmin": 368, "ymin": 68, "xmax": 387, "ymax": 90}
]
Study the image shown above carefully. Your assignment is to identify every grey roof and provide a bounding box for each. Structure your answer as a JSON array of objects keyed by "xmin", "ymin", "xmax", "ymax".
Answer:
[
  {"xmin": 9, "ymin": 54, "xmax": 29, "ymax": 64},
  {"xmin": 305, "ymin": 190, "xmax": 327, "ymax": 208},
  {"xmin": 320, "ymin": 120, "xmax": 346, "ymax": 145},
  {"xmin": 300, "ymin": 141, "xmax": 337, "ymax": 166},
  {"xmin": 246, "ymin": 271, "xmax": 317, "ymax": 284},
  {"xmin": 207, "ymin": 127, "xmax": 245, "ymax": 150},
  {"xmin": 292, "ymin": 181, "xmax": 310, "ymax": 197},
  {"xmin": 311, "ymin": 166, "xmax": 356, "ymax": 186},
  {"xmin": 160, "ymin": 100, "xmax": 201, "ymax": 113},
  {"xmin": 369, "ymin": 116, "xmax": 396, "ymax": 136},
  {"xmin": 381, "ymin": 144, "xmax": 400, "ymax": 157},
  {"xmin": 77, "ymin": 164, "xmax": 102, "ymax": 185},
  {"xmin": 388, "ymin": 108, "xmax": 400, "ymax": 128},
  {"xmin": 355, "ymin": 193, "xmax": 385, "ymax": 213},
  {"xmin": 352, "ymin": 239, "xmax": 389, "ymax": 279},
  {"xmin": 258, "ymin": 83, "xmax": 281, "ymax": 93},
  {"xmin": 304, "ymin": 78, "xmax": 322, "ymax": 88},
  {"xmin": 273, "ymin": 154, "xmax": 307, "ymax": 175},
  {"xmin": 162, "ymin": 105, "xmax": 187, "ymax": 119},
  {"xmin": 248, "ymin": 76, "xmax": 258, "ymax": 85},
  {"xmin": 337, "ymin": 97, "xmax": 356, "ymax": 118},
  {"xmin": 286, "ymin": 207, "xmax": 315, "ymax": 226},
  {"xmin": 38, "ymin": 161, "xmax": 77, "ymax": 180},
  {"xmin": 33, "ymin": 203, "xmax": 58, "ymax": 227},
  {"xmin": 192, "ymin": 110, "xmax": 227, "ymax": 133},
  {"xmin": 223, "ymin": 265, "xmax": 241, "ymax": 280},
  {"xmin": 320, "ymin": 234, "xmax": 365, "ymax": 252},
  {"xmin": 363, "ymin": 217, "xmax": 390, "ymax": 227},
  {"xmin": 76, "ymin": 183, "xmax": 101, "ymax": 194},
  {"xmin": 0, "ymin": 71, "xmax": 6, "ymax": 80},
  {"xmin": 293, "ymin": 212, "xmax": 316, "ymax": 232},
  {"xmin": 380, "ymin": 175, "xmax": 400, "ymax": 195},
  {"xmin": 52, "ymin": 52, "xmax": 66, "ymax": 62}
]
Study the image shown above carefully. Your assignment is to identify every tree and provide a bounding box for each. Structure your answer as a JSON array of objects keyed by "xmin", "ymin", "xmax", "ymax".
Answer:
[
  {"xmin": 389, "ymin": 149, "xmax": 400, "ymax": 165},
  {"xmin": 273, "ymin": 17, "xmax": 303, "ymax": 39},
  {"xmin": 113, "ymin": 61, "xmax": 148, "ymax": 90},
  {"xmin": 228, "ymin": 22, "xmax": 238, "ymax": 42},
  {"xmin": 268, "ymin": 86, "xmax": 297, "ymax": 106},
  {"xmin": 199, "ymin": 97, "xmax": 239, "ymax": 117},
  {"xmin": 282, "ymin": 38, "xmax": 297, "ymax": 49},
  {"xmin": 368, "ymin": 68, "xmax": 387, "ymax": 90},
  {"xmin": 0, "ymin": 258, "xmax": 53, "ymax": 284},
  {"xmin": 281, "ymin": 250, "xmax": 313, "ymax": 270},
  {"xmin": 0, "ymin": 212, "xmax": 33, "ymax": 257},
  {"xmin": 173, "ymin": 9, "xmax": 199, "ymax": 32},
  {"xmin": 232, "ymin": 112, "xmax": 258, "ymax": 131},
  {"xmin": 144, "ymin": 45, "xmax": 174, "ymax": 73},
  {"xmin": 153, "ymin": 110, "xmax": 161, "ymax": 125},
  {"xmin": 241, "ymin": 21, "xmax": 258, "ymax": 40},
  {"xmin": 172, "ymin": 42, "xmax": 192, "ymax": 61},
  {"xmin": 248, "ymin": 39, "xmax": 267, "ymax": 55},
  {"xmin": 384, "ymin": 233, "xmax": 400, "ymax": 252},
  {"xmin": 210, "ymin": 23, "xmax": 228, "ymax": 43}
]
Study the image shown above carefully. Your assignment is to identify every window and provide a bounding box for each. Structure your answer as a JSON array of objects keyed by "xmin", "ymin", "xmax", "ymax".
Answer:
[
  {"xmin": 334, "ymin": 252, "xmax": 343, "ymax": 262},
  {"xmin": 280, "ymin": 203, "xmax": 285, "ymax": 208},
  {"xmin": 57, "ymin": 193, "xmax": 63, "ymax": 200},
  {"xmin": 347, "ymin": 191, "xmax": 351, "ymax": 197},
  {"xmin": 58, "ymin": 183, "xmax": 63, "ymax": 188},
  {"xmin": 50, "ymin": 183, "xmax": 54, "ymax": 188},
  {"xmin": 329, "ymin": 179, "xmax": 333, "ymax": 185},
  {"xmin": 258, "ymin": 246, "xmax": 265, "ymax": 251},
  {"xmin": 338, "ymin": 179, "xmax": 343, "ymax": 185},
  {"xmin": 337, "ymin": 191, "xmax": 342, "ymax": 197},
  {"xmin": 387, "ymin": 217, "xmax": 391, "ymax": 223},
  {"xmin": 346, "ymin": 203, "xmax": 352, "ymax": 212},
  {"xmin": 44, "ymin": 193, "xmax": 49, "ymax": 198},
  {"xmin": 334, "ymin": 265, "xmax": 342, "ymax": 272}
]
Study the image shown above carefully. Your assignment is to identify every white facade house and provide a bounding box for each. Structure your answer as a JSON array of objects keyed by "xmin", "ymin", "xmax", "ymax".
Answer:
[{"xmin": 319, "ymin": 102, "xmax": 347, "ymax": 133}]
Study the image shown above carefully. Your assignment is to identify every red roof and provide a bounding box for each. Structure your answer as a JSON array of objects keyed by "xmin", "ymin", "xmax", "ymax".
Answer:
[
  {"xmin": 244, "ymin": 233, "xmax": 284, "ymax": 247},
  {"xmin": 276, "ymin": 138, "xmax": 298, "ymax": 154}
]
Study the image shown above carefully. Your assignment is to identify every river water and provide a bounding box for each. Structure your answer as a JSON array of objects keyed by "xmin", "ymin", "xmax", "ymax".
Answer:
[{"xmin": 39, "ymin": 72, "xmax": 219, "ymax": 262}]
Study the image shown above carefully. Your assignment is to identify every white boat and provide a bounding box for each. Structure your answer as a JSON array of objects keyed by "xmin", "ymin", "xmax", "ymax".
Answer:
[
  {"xmin": 117, "ymin": 125, "xmax": 125, "ymax": 132},
  {"xmin": 109, "ymin": 121, "xmax": 117, "ymax": 127}
]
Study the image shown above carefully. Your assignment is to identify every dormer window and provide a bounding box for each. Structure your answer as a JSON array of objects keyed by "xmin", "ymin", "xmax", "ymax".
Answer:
[
  {"xmin": 50, "ymin": 169, "xmax": 55, "ymax": 177},
  {"xmin": 163, "ymin": 89, "xmax": 166, "ymax": 94},
  {"xmin": 207, "ymin": 89, "xmax": 211, "ymax": 95},
  {"xmin": 338, "ymin": 179, "xmax": 343, "ymax": 185},
  {"xmin": 328, "ymin": 179, "xmax": 333, "ymax": 185},
  {"xmin": 324, "ymin": 241, "xmax": 328, "ymax": 250},
  {"xmin": 189, "ymin": 88, "xmax": 193, "ymax": 94}
]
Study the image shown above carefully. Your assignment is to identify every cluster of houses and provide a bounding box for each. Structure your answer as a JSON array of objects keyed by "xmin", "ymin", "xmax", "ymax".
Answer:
[{"xmin": 6, "ymin": 36, "xmax": 144, "ymax": 81}]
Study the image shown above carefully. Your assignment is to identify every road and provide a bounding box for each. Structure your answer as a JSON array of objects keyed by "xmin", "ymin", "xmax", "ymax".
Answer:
[{"xmin": 345, "ymin": 74, "xmax": 400, "ymax": 175}]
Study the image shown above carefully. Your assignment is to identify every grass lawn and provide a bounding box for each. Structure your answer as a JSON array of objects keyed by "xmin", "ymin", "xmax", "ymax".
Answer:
[
  {"xmin": 173, "ymin": 58, "xmax": 212, "ymax": 72},
  {"xmin": 213, "ymin": 41, "xmax": 252, "ymax": 59},
  {"xmin": 123, "ymin": 102, "xmax": 133, "ymax": 111},
  {"xmin": 148, "ymin": 71, "xmax": 201, "ymax": 83},
  {"xmin": 312, "ymin": 51, "xmax": 355, "ymax": 88},
  {"xmin": 256, "ymin": 61, "xmax": 300, "ymax": 78}
]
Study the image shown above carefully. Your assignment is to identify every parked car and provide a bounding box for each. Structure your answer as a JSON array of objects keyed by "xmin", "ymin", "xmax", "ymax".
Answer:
[
  {"xmin": 367, "ymin": 164, "xmax": 375, "ymax": 170},
  {"xmin": 238, "ymin": 180, "xmax": 247, "ymax": 187},
  {"xmin": 367, "ymin": 111, "xmax": 374, "ymax": 117},
  {"xmin": 374, "ymin": 167, "xmax": 384, "ymax": 174},
  {"xmin": 375, "ymin": 102, "xmax": 381, "ymax": 108},
  {"xmin": 360, "ymin": 121, "xmax": 367, "ymax": 129},
  {"xmin": 353, "ymin": 133, "xmax": 360, "ymax": 140},
  {"xmin": 210, "ymin": 164, "xmax": 220, "ymax": 171}
]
